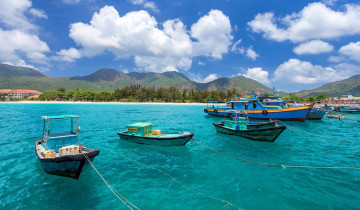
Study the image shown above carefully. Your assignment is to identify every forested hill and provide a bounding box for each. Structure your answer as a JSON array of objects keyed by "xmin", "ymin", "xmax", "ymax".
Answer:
[
  {"xmin": 296, "ymin": 74, "xmax": 360, "ymax": 97},
  {"xmin": 0, "ymin": 64, "xmax": 274, "ymax": 93}
]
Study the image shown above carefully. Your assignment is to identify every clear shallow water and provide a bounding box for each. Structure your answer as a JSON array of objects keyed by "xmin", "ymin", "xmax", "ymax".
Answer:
[{"xmin": 0, "ymin": 103, "xmax": 360, "ymax": 209}]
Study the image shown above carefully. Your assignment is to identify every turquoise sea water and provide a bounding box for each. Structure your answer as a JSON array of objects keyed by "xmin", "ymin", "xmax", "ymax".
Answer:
[{"xmin": 1, "ymin": 103, "xmax": 360, "ymax": 209}]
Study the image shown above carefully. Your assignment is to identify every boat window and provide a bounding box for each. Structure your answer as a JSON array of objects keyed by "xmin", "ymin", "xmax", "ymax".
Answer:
[
  {"xmin": 253, "ymin": 101, "xmax": 256, "ymax": 108},
  {"xmin": 231, "ymin": 103, "xmax": 234, "ymax": 109},
  {"xmin": 245, "ymin": 103, "xmax": 248, "ymax": 110}
]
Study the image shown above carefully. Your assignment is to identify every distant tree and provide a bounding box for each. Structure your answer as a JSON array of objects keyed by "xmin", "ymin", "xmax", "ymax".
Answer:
[
  {"xmin": 305, "ymin": 96, "xmax": 316, "ymax": 103},
  {"xmin": 315, "ymin": 94, "xmax": 328, "ymax": 101},
  {"xmin": 57, "ymin": 88, "xmax": 66, "ymax": 93}
]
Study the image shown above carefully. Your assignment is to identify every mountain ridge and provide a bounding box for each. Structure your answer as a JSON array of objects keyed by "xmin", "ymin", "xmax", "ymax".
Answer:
[
  {"xmin": 296, "ymin": 74, "xmax": 360, "ymax": 97},
  {"xmin": 0, "ymin": 64, "xmax": 275, "ymax": 94}
]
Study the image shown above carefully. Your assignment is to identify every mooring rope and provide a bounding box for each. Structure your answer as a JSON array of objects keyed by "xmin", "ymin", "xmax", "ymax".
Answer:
[
  {"xmin": 95, "ymin": 145, "xmax": 240, "ymax": 209},
  {"xmin": 84, "ymin": 154, "xmax": 140, "ymax": 210},
  {"xmin": 277, "ymin": 121, "xmax": 360, "ymax": 144},
  {"xmin": 192, "ymin": 141, "xmax": 360, "ymax": 170},
  {"xmin": 17, "ymin": 138, "xmax": 33, "ymax": 148}
]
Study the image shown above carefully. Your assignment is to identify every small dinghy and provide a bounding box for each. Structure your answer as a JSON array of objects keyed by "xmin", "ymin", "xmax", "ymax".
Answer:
[
  {"xmin": 35, "ymin": 115, "xmax": 99, "ymax": 179},
  {"xmin": 117, "ymin": 122, "xmax": 194, "ymax": 146},
  {"xmin": 213, "ymin": 116, "xmax": 286, "ymax": 142}
]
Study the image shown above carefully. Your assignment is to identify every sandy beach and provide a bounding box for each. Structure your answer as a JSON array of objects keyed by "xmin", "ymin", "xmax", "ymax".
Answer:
[{"xmin": 0, "ymin": 101, "xmax": 208, "ymax": 105}]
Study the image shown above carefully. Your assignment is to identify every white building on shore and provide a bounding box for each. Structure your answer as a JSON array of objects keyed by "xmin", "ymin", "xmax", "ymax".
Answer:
[{"xmin": 0, "ymin": 89, "xmax": 42, "ymax": 100}]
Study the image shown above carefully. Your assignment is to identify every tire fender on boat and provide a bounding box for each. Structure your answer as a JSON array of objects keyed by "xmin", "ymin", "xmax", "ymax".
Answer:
[
  {"xmin": 262, "ymin": 110, "xmax": 268, "ymax": 115},
  {"xmin": 214, "ymin": 109, "xmax": 218, "ymax": 113},
  {"xmin": 204, "ymin": 109, "xmax": 208, "ymax": 113}
]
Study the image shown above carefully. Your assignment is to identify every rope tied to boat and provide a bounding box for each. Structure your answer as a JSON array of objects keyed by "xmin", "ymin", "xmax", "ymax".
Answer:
[
  {"xmin": 84, "ymin": 154, "xmax": 140, "ymax": 210},
  {"xmin": 17, "ymin": 138, "xmax": 33, "ymax": 148},
  {"xmin": 95, "ymin": 145, "xmax": 240, "ymax": 209},
  {"xmin": 192, "ymin": 141, "xmax": 360, "ymax": 170}
]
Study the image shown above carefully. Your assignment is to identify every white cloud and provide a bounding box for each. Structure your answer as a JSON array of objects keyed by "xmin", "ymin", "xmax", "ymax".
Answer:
[
  {"xmin": 273, "ymin": 58, "xmax": 350, "ymax": 85},
  {"xmin": 0, "ymin": 28, "xmax": 50, "ymax": 65},
  {"xmin": 0, "ymin": 0, "xmax": 50, "ymax": 68},
  {"xmin": 190, "ymin": 73, "xmax": 218, "ymax": 83},
  {"xmin": 191, "ymin": 9, "xmax": 233, "ymax": 59},
  {"xmin": 29, "ymin": 8, "xmax": 47, "ymax": 19},
  {"xmin": 328, "ymin": 55, "xmax": 344, "ymax": 63},
  {"xmin": 53, "ymin": 48, "xmax": 81, "ymax": 62},
  {"xmin": 339, "ymin": 41, "xmax": 360, "ymax": 62},
  {"xmin": 203, "ymin": 74, "xmax": 218, "ymax": 83},
  {"xmin": 243, "ymin": 67, "xmax": 270, "ymax": 84},
  {"xmin": 293, "ymin": 40, "xmax": 333, "ymax": 55},
  {"xmin": 62, "ymin": 0, "xmax": 83, "ymax": 5},
  {"xmin": 231, "ymin": 39, "xmax": 244, "ymax": 54},
  {"xmin": 0, "ymin": 0, "xmax": 37, "ymax": 31},
  {"xmin": 246, "ymin": 47, "xmax": 259, "ymax": 60},
  {"xmin": 322, "ymin": 0, "xmax": 338, "ymax": 6},
  {"xmin": 197, "ymin": 61, "xmax": 205, "ymax": 65},
  {"xmin": 62, "ymin": 6, "xmax": 232, "ymax": 72},
  {"xmin": 129, "ymin": 0, "xmax": 159, "ymax": 13},
  {"xmin": 248, "ymin": 2, "xmax": 360, "ymax": 42},
  {"xmin": 3, "ymin": 60, "xmax": 36, "ymax": 69}
]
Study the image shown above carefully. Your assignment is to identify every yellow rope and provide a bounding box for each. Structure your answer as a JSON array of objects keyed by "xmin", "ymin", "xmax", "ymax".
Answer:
[
  {"xmin": 96, "ymin": 146, "xmax": 240, "ymax": 209},
  {"xmin": 84, "ymin": 154, "xmax": 140, "ymax": 210},
  {"xmin": 193, "ymin": 141, "xmax": 360, "ymax": 170}
]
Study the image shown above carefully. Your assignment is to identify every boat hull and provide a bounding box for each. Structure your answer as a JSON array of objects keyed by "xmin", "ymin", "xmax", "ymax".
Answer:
[
  {"xmin": 35, "ymin": 141, "xmax": 100, "ymax": 179},
  {"xmin": 245, "ymin": 105, "xmax": 313, "ymax": 122},
  {"xmin": 213, "ymin": 123, "xmax": 286, "ymax": 142},
  {"xmin": 204, "ymin": 108, "xmax": 232, "ymax": 117},
  {"xmin": 306, "ymin": 107, "xmax": 329, "ymax": 120},
  {"xmin": 205, "ymin": 105, "xmax": 313, "ymax": 121},
  {"xmin": 117, "ymin": 132, "xmax": 194, "ymax": 146}
]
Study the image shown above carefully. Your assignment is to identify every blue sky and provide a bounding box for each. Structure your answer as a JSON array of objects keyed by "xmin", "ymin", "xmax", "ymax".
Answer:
[{"xmin": 1, "ymin": 0, "xmax": 360, "ymax": 92}]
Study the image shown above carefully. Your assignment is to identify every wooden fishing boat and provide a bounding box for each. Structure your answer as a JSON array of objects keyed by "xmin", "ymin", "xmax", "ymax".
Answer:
[
  {"xmin": 204, "ymin": 91, "xmax": 313, "ymax": 121},
  {"xmin": 35, "ymin": 115, "xmax": 99, "ymax": 179},
  {"xmin": 327, "ymin": 115, "xmax": 346, "ymax": 119},
  {"xmin": 213, "ymin": 117, "xmax": 286, "ymax": 142},
  {"xmin": 117, "ymin": 122, "xmax": 194, "ymax": 146}
]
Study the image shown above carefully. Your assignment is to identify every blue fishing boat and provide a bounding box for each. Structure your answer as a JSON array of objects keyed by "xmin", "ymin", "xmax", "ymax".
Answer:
[
  {"xmin": 205, "ymin": 91, "xmax": 313, "ymax": 121},
  {"xmin": 306, "ymin": 106, "xmax": 331, "ymax": 120},
  {"xmin": 203, "ymin": 101, "xmax": 231, "ymax": 117},
  {"xmin": 35, "ymin": 115, "xmax": 99, "ymax": 179},
  {"xmin": 117, "ymin": 122, "xmax": 194, "ymax": 146},
  {"xmin": 213, "ymin": 116, "xmax": 286, "ymax": 142}
]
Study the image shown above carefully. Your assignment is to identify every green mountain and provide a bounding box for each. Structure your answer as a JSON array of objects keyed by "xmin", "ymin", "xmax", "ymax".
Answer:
[
  {"xmin": 0, "ymin": 64, "xmax": 274, "ymax": 93},
  {"xmin": 296, "ymin": 74, "xmax": 360, "ymax": 97}
]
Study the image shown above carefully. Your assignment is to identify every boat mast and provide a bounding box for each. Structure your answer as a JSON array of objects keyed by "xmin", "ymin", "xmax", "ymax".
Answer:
[
  {"xmin": 77, "ymin": 117, "xmax": 79, "ymax": 145},
  {"xmin": 45, "ymin": 119, "xmax": 50, "ymax": 150},
  {"xmin": 41, "ymin": 119, "xmax": 45, "ymax": 143}
]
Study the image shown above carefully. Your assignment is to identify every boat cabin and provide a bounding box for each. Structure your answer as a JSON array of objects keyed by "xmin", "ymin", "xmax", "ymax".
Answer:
[
  {"xmin": 127, "ymin": 122, "xmax": 161, "ymax": 137},
  {"xmin": 229, "ymin": 95, "xmax": 283, "ymax": 111},
  {"xmin": 206, "ymin": 101, "xmax": 229, "ymax": 109},
  {"xmin": 41, "ymin": 115, "xmax": 80, "ymax": 154}
]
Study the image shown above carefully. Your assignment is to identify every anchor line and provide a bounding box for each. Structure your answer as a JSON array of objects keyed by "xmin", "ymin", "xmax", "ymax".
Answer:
[
  {"xmin": 277, "ymin": 121, "xmax": 360, "ymax": 144},
  {"xmin": 192, "ymin": 141, "xmax": 360, "ymax": 170},
  {"xmin": 95, "ymin": 145, "xmax": 240, "ymax": 209},
  {"xmin": 83, "ymin": 154, "xmax": 140, "ymax": 210},
  {"xmin": 17, "ymin": 138, "xmax": 33, "ymax": 148}
]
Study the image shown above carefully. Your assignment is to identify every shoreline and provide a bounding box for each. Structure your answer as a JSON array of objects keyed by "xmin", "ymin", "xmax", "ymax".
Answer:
[{"xmin": 0, "ymin": 101, "xmax": 207, "ymax": 105}]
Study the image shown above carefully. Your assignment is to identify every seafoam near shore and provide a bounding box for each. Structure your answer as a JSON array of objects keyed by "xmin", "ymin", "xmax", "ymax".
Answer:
[{"xmin": 1, "ymin": 101, "xmax": 208, "ymax": 105}]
